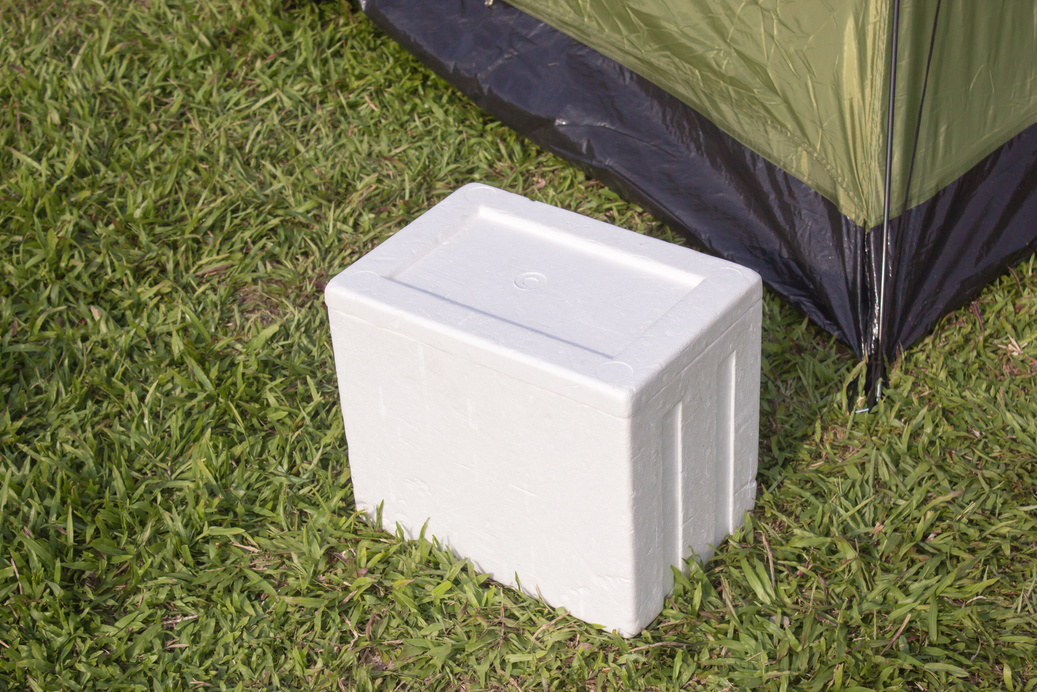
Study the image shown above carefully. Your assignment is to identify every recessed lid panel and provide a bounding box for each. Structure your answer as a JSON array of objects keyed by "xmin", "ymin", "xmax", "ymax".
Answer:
[
  {"xmin": 326, "ymin": 184, "xmax": 761, "ymax": 416},
  {"xmin": 390, "ymin": 207, "xmax": 702, "ymax": 358}
]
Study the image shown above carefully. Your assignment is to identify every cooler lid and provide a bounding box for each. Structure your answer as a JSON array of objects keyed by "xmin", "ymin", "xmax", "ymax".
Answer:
[{"xmin": 325, "ymin": 183, "xmax": 760, "ymax": 417}]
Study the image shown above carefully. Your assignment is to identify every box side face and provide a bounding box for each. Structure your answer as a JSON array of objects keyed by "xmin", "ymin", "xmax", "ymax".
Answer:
[
  {"xmin": 328, "ymin": 308, "xmax": 642, "ymax": 633},
  {"xmin": 627, "ymin": 302, "xmax": 762, "ymax": 628}
]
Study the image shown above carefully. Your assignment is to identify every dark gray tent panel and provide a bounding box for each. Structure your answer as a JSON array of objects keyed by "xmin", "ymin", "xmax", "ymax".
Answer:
[{"xmin": 359, "ymin": 0, "xmax": 1037, "ymax": 392}]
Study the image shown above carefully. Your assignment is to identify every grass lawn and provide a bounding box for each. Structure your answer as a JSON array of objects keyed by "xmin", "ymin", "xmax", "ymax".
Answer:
[{"xmin": 2, "ymin": 0, "xmax": 1036, "ymax": 689}]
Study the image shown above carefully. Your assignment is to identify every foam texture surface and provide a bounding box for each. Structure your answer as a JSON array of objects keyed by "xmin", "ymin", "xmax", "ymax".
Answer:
[{"xmin": 326, "ymin": 183, "xmax": 762, "ymax": 635}]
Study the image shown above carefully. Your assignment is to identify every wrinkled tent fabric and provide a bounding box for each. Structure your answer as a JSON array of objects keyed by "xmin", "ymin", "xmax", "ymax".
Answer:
[
  {"xmin": 358, "ymin": 0, "xmax": 1037, "ymax": 383},
  {"xmin": 505, "ymin": 0, "xmax": 1037, "ymax": 229}
]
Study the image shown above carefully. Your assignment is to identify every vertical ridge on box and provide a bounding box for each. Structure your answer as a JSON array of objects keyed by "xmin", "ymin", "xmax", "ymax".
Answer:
[
  {"xmin": 325, "ymin": 183, "xmax": 762, "ymax": 637},
  {"xmin": 716, "ymin": 352, "xmax": 736, "ymax": 542},
  {"xmin": 661, "ymin": 402, "xmax": 683, "ymax": 570}
]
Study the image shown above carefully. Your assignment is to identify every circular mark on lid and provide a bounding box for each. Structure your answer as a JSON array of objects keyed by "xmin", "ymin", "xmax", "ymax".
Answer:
[{"xmin": 515, "ymin": 271, "xmax": 547, "ymax": 290}]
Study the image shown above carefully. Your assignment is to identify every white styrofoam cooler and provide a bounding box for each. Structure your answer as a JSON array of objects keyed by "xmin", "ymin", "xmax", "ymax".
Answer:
[{"xmin": 325, "ymin": 183, "xmax": 761, "ymax": 636}]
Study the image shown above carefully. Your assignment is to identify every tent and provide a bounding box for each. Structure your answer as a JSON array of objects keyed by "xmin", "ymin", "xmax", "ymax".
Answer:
[{"xmin": 358, "ymin": 0, "xmax": 1037, "ymax": 398}]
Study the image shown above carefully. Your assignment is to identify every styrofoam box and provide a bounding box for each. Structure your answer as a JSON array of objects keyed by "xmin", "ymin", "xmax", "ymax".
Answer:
[{"xmin": 325, "ymin": 183, "xmax": 762, "ymax": 636}]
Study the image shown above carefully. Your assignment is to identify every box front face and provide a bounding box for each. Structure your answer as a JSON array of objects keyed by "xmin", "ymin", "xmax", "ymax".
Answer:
[{"xmin": 329, "ymin": 309, "xmax": 641, "ymax": 630}]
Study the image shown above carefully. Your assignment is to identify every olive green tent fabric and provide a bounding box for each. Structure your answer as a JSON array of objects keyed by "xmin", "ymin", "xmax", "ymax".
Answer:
[{"xmin": 506, "ymin": 0, "xmax": 1037, "ymax": 228}]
